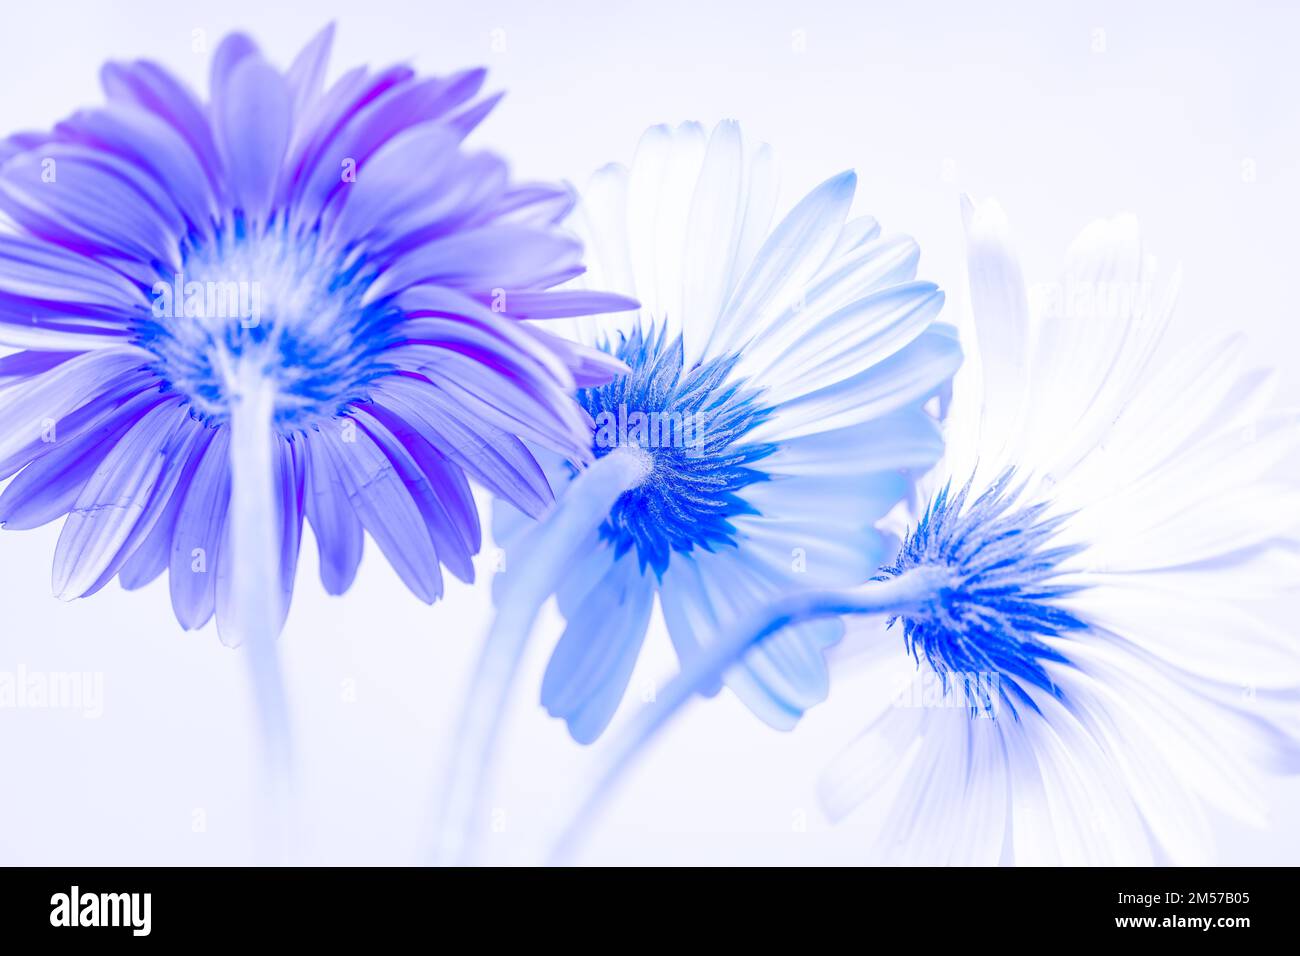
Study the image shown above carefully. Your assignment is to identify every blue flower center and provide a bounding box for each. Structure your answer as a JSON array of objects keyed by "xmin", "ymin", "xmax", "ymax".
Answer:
[
  {"xmin": 136, "ymin": 222, "xmax": 401, "ymax": 430},
  {"xmin": 576, "ymin": 325, "xmax": 775, "ymax": 577},
  {"xmin": 877, "ymin": 469, "xmax": 1088, "ymax": 719}
]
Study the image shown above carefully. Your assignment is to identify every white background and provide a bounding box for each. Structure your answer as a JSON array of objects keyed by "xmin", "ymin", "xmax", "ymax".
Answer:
[{"xmin": 0, "ymin": 0, "xmax": 1296, "ymax": 864}]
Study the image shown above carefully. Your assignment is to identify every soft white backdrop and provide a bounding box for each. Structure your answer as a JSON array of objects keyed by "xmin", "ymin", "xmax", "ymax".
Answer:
[{"xmin": 0, "ymin": 0, "xmax": 1296, "ymax": 864}]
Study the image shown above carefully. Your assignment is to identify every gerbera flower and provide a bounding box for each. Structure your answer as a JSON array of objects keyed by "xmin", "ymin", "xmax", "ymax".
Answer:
[
  {"xmin": 437, "ymin": 120, "xmax": 959, "ymax": 858},
  {"xmin": 812, "ymin": 201, "xmax": 1300, "ymax": 864},
  {"xmin": 0, "ymin": 26, "xmax": 632, "ymax": 761},
  {"xmin": 556, "ymin": 198, "xmax": 1300, "ymax": 864}
]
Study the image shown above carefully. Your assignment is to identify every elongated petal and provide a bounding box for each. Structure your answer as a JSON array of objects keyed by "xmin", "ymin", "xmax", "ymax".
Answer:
[
  {"xmin": 301, "ymin": 431, "xmax": 364, "ymax": 595},
  {"xmin": 710, "ymin": 170, "xmax": 856, "ymax": 356},
  {"xmin": 118, "ymin": 422, "xmax": 218, "ymax": 591},
  {"xmin": 53, "ymin": 401, "xmax": 186, "ymax": 597},
  {"xmin": 285, "ymin": 22, "xmax": 335, "ymax": 120},
  {"xmin": 168, "ymin": 427, "xmax": 230, "ymax": 630},
  {"xmin": 315, "ymin": 419, "xmax": 443, "ymax": 603},
  {"xmin": 0, "ymin": 349, "xmax": 153, "ymax": 472},
  {"xmin": 211, "ymin": 55, "xmax": 291, "ymax": 223},
  {"xmin": 0, "ymin": 389, "xmax": 164, "ymax": 530},
  {"xmin": 542, "ymin": 554, "xmax": 655, "ymax": 743}
]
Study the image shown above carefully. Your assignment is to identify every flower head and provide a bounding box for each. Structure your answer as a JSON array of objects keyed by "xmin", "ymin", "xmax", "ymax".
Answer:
[
  {"xmin": 496, "ymin": 121, "xmax": 960, "ymax": 742},
  {"xmin": 878, "ymin": 469, "xmax": 1087, "ymax": 718},
  {"xmin": 0, "ymin": 26, "xmax": 632, "ymax": 640},
  {"xmin": 821, "ymin": 200, "xmax": 1300, "ymax": 864},
  {"xmin": 578, "ymin": 323, "xmax": 776, "ymax": 576}
]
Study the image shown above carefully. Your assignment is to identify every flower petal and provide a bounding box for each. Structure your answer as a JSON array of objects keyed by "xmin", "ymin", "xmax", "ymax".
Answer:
[
  {"xmin": 168, "ymin": 426, "xmax": 231, "ymax": 630},
  {"xmin": 211, "ymin": 54, "xmax": 292, "ymax": 223},
  {"xmin": 542, "ymin": 552, "xmax": 655, "ymax": 743},
  {"xmin": 301, "ymin": 431, "xmax": 364, "ymax": 595},
  {"xmin": 53, "ymin": 400, "xmax": 187, "ymax": 598}
]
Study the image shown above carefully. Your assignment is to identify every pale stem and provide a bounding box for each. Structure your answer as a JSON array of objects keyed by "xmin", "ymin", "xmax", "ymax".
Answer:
[
  {"xmin": 547, "ymin": 565, "xmax": 951, "ymax": 864},
  {"xmin": 227, "ymin": 361, "xmax": 293, "ymax": 860},
  {"xmin": 433, "ymin": 447, "xmax": 650, "ymax": 865}
]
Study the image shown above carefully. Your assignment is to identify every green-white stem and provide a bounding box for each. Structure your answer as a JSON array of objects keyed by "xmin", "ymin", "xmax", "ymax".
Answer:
[{"xmin": 547, "ymin": 565, "xmax": 950, "ymax": 865}]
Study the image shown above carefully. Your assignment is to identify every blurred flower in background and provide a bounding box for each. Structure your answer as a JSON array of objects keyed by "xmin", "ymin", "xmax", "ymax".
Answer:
[{"xmin": 818, "ymin": 200, "xmax": 1300, "ymax": 864}]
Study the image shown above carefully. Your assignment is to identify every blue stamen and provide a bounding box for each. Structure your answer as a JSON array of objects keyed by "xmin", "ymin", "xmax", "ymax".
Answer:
[
  {"xmin": 877, "ymin": 468, "xmax": 1089, "ymax": 718},
  {"xmin": 575, "ymin": 323, "xmax": 776, "ymax": 576},
  {"xmin": 134, "ymin": 223, "xmax": 403, "ymax": 430}
]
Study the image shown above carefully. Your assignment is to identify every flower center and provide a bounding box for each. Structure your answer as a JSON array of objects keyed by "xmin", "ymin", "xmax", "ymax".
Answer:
[
  {"xmin": 576, "ymin": 324, "xmax": 775, "ymax": 576},
  {"xmin": 877, "ymin": 469, "xmax": 1088, "ymax": 718},
  {"xmin": 136, "ymin": 225, "xmax": 401, "ymax": 430}
]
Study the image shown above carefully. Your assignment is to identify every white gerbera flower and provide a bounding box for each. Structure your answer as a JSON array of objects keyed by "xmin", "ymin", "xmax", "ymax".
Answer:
[{"xmin": 816, "ymin": 198, "xmax": 1300, "ymax": 864}]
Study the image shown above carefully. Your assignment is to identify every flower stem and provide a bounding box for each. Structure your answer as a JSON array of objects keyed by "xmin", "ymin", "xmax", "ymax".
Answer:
[
  {"xmin": 433, "ymin": 447, "xmax": 649, "ymax": 864},
  {"xmin": 227, "ymin": 363, "xmax": 292, "ymax": 859},
  {"xmin": 547, "ymin": 565, "xmax": 949, "ymax": 864}
]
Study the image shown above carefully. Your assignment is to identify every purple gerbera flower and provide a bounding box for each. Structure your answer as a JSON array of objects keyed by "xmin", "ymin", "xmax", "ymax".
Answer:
[{"xmin": 0, "ymin": 25, "xmax": 632, "ymax": 765}]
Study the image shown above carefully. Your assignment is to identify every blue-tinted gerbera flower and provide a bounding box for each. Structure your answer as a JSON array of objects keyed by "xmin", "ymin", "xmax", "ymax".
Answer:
[
  {"xmin": 524, "ymin": 121, "xmax": 957, "ymax": 741},
  {"xmin": 0, "ymin": 26, "xmax": 632, "ymax": 759},
  {"xmin": 435, "ymin": 121, "xmax": 959, "ymax": 860},
  {"xmin": 808, "ymin": 201, "xmax": 1300, "ymax": 864},
  {"xmin": 509, "ymin": 121, "xmax": 957, "ymax": 738},
  {"xmin": 558, "ymin": 199, "xmax": 1300, "ymax": 865}
]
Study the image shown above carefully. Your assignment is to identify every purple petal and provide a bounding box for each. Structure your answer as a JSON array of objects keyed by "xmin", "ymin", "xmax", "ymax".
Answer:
[
  {"xmin": 285, "ymin": 23, "xmax": 336, "ymax": 120},
  {"xmin": 371, "ymin": 376, "xmax": 553, "ymax": 518},
  {"xmin": 99, "ymin": 60, "xmax": 222, "ymax": 194},
  {"xmin": 519, "ymin": 325, "xmax": 629, "ymax": 388},
  {"xmin": 311, "ymin": 70, "xmax": 486, "ymax": 220},
  {"xmin": 282, "ymin": 65, "xmax": 416, "ymax": 227},
  {"xmin": 0, "ymin": 349, "xmax": 80, "ymax": 385},
  {"xmin": 0, "ymin": 388, "xmax": 164, "ymax": 530},
  {"xmin": 118, "ymin": 422, "xmax": 218, "ymax": 591},
  {"xmin": 168, "ymin": 426, "xmax": 230, "ymax": 630},
  {"xmin": 0, "ymin": 349, "xmax": 153, "ymax": 475},
  {"xmin": 324, "ymin": 122, "xmax": 461, "ymax": 244},
  {"xmin": 353, "ymin": 407, "xmax": 474, "ymax": 583},
  {"xmin": 314, "ymin": 418, "xmax": 443, "ymax": 603},
  {"xmin": 446, "ymin": 90, "xmax": 503, "ymax": 139},
  {"xmin": 209, "ymin": 33, "xmax": 259, "ymax": 98},
  {"xmin": 78, "ymin": 414, "xmax": 211, "ymax": 598},
  {"xmin": 56, "ymin": 104, "xmax": 217, "ymax": 232},
  {"xmin": 369, "ymin": 152, "xmax": 509, "ymax": 259},
  {"xmin": 340, "ymin": 68, "xmax": 485, "ymax": 167},
  {"xmin": 362, "ymin": 403, "xmax": 480, "ymax": 556},
  {"xmin": 479, "ymin": 290, "xmax": 639, "ymax": 320},
  {"xmin": 301, "ymin": 431, "xmax": 364, "ymax": 595},
  {"xmin": 211, "ymin": 54, "xmax": 291, "ymax": 223},
  {"xmin": 395, "ymin": 285, "xmax": 575, "ymax": 384},
  {"xmin": 367, "ymin": 225, "xmax": 582, "ymax": 299},
  {"xmin": 0, "ymin": 234, "xmax": 147, "ymax": 306},
  {"xmin": 387, "ymin": 341, "xmax": 589, "ymax": 457},
  {"xmin": 52, "ymin": 400, "xmax": 187, "ymax": 598},
  {"xmin": 490, "ymin": 182, "xmax": 577, "ymax": 227},
  {"xmin": 0, "ymin": 148, "xmax": 184, "ymax": 265}
]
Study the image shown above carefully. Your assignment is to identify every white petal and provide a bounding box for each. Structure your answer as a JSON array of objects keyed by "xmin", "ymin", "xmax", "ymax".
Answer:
[
  {"xmin": 708, "ymin": 170, "xmax": 856, "ymax": 359},
  {"xmin": 650, "ymin": 122, "xmax": 707, "ymax": 340},
  {"xmin": 680, "ymin": 120, "xmax": 745, "ymax": 365},
  {"xmin": 961, "ymin": 195, "xmax": 1032, "ymax": 465}
]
